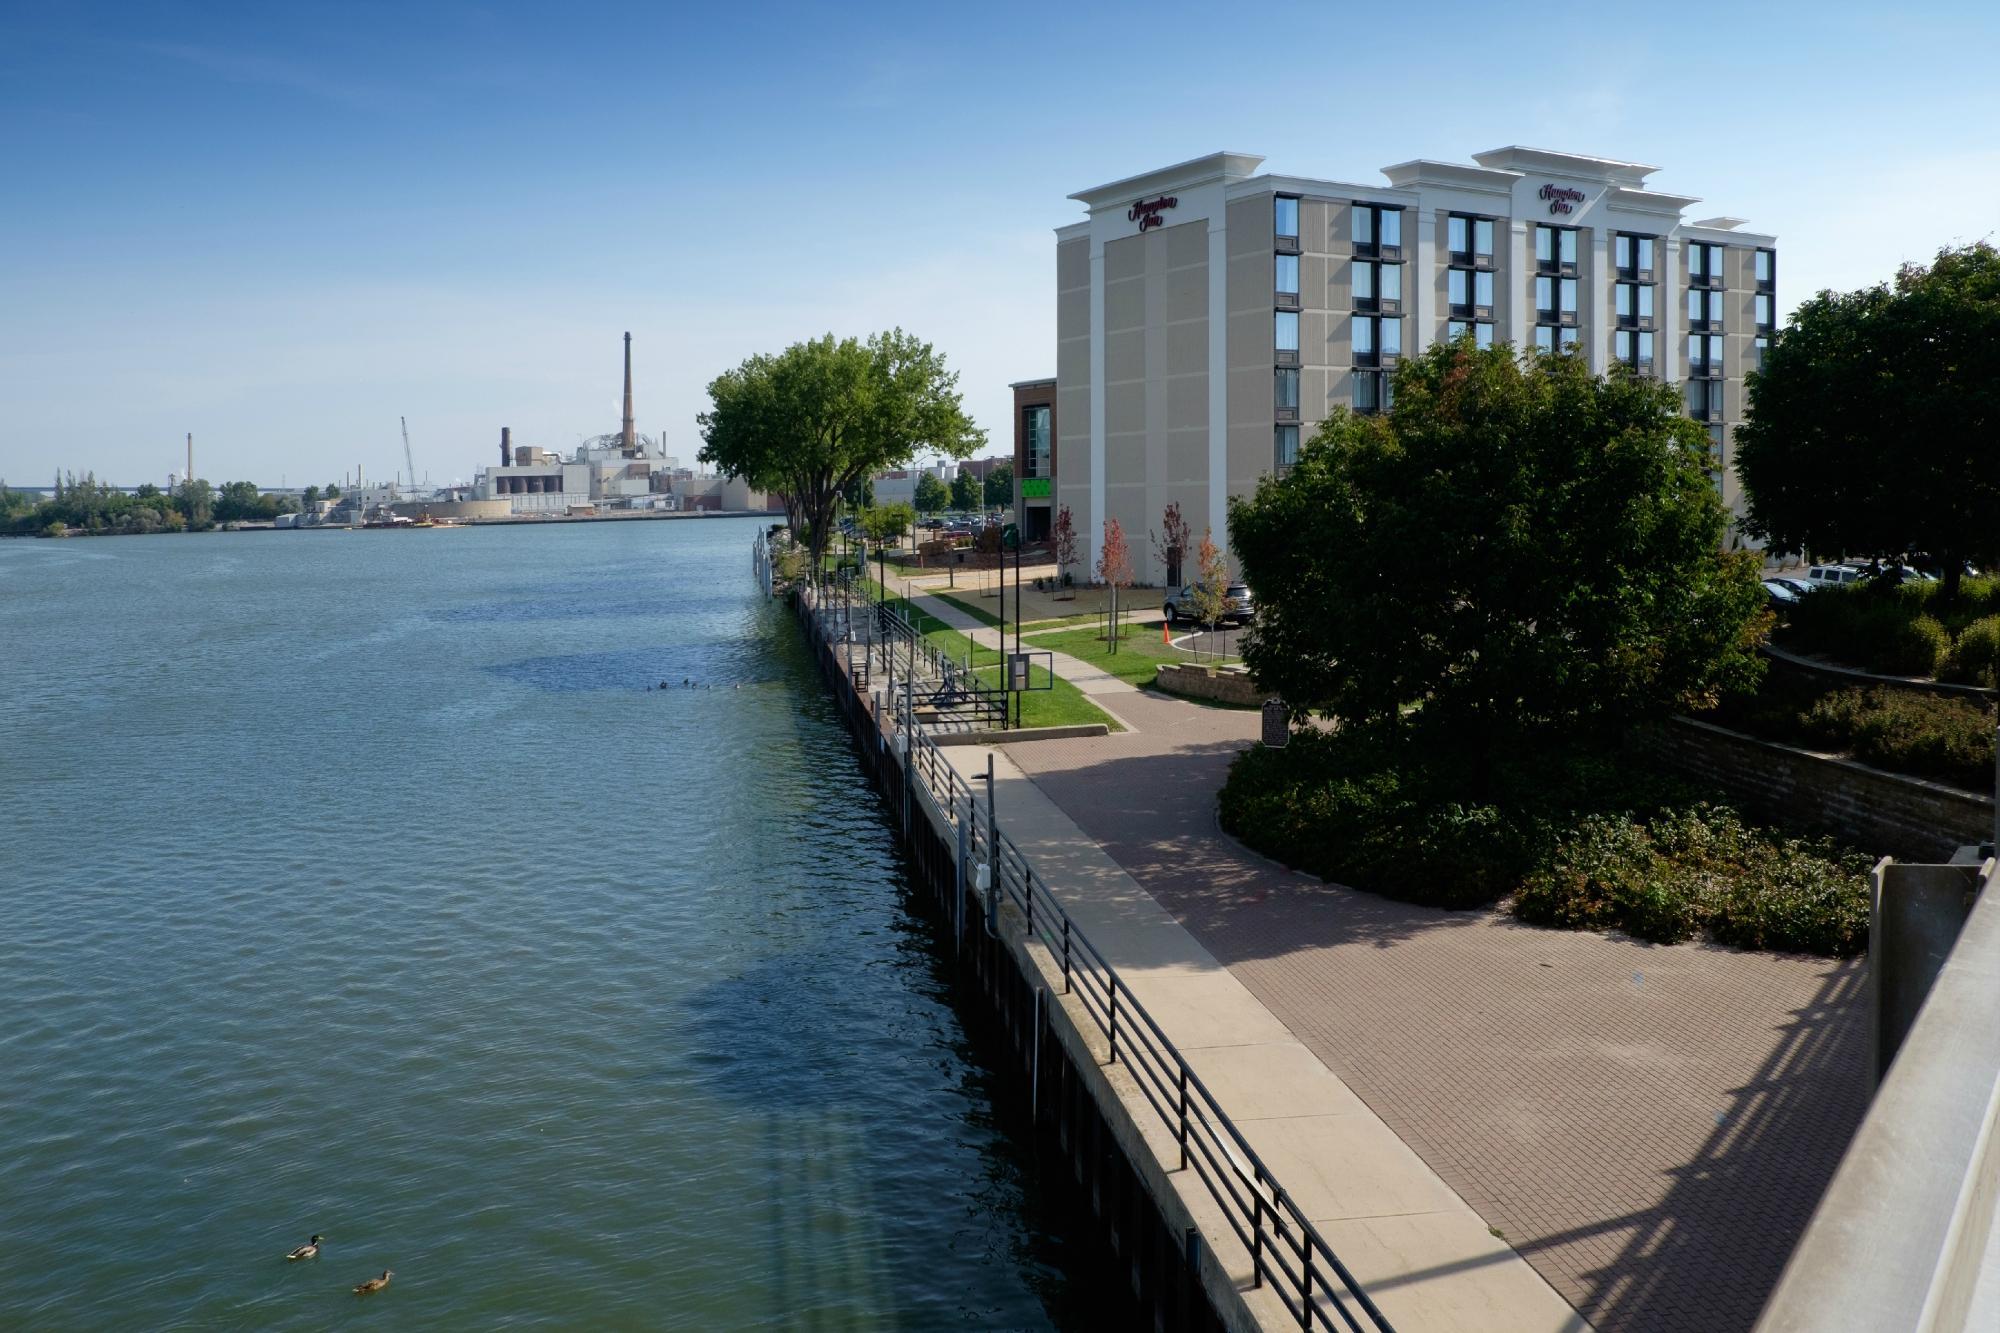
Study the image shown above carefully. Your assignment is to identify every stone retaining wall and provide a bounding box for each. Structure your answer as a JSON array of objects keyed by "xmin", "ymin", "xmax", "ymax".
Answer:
[
  {"xmin": 1636, "ymin": 716, "xmax": 1992, "ymax": 861},
  {"xmin": 1154, "ymin": 663, "xmax": 1273, "ymax": 707}
]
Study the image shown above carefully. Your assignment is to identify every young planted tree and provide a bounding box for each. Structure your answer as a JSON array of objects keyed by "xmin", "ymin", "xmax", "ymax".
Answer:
[
  {"xmin": 1096, "ymin": 517, "xmax": 1133, "ymax": 654},
  {"xmin": 1736, "ymin": 242, "xmax": 2000, "ymax": 599},
  {"xmin": 1188, "ymin": 527, "xmax": 1230, "ymax": 659},
  {"xmin": 1051, "ymin": 504, "xmax": 1078, "ymax": 596},
  {"xmin": 1229, "ymin": 340, "xmax": 1768, "ymax": 782},
  {"xmin": 1150, "ymin": 501, "xmax": 1192, "ymax": 588},
  {"xmin": 698, "ymin": 330, "xmax": 984, "ymax": 575},
  {"xmin": 913, "ymin": 471, "xmax": 949, "ymax": 516}
]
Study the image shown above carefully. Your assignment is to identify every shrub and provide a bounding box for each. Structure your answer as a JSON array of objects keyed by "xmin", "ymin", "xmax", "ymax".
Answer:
[
  {"xmin": 1222, "ymin": 730, "xmax": 1870, "ymax": 954},
  {"xmin": 1943, "ymin": 615, "xmax": 2000, "ymax": 688},
  {"xmin": 1874, "ymin": 613, "xmax": 1951, "ymax": 677},
  {"xmin": 1798, "ymin": 687, "xmax": 1993, "ymax": 790}
]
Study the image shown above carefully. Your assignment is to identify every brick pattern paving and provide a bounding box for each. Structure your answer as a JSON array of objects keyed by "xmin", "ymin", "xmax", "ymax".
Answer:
[{"xmin": 1004, "ymin": 692, "xmax": 1869, "ymax": 1333}]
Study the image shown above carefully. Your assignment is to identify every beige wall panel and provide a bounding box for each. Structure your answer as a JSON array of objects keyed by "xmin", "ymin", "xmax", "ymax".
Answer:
[
  {"xmin": 1302, "ymin": 310, "xmax": 1331, "ymax": 367},
  {"xmin": 1057, "ymin": 237, "xmax": 1090, "ymax": 292},
  {"xmin": 1228, "ymin": 248, "xmax": 1268, "ymax": 315},
  {"xmin": 1227, "ymin": 309, "xmax": 1271, "ymax": 370},
  {"xmin": 1165, "ymin": 374, "xmax": 1208, "ymax": 433},
  {"xmin": 1056, "ymin": 388, "xmax": 1091, "ymax": 484},
  {"xmin": 1165, "ymin": 265, "xmax": 1206, "ymax": 319},
  {"xmin": 1105, "ymin": 329, "xmax": 1145, "ymax": 384},
  {"xmin": 1105, "ymin": 234, "xmax": 1145, "ymax": 283},
  {"xmin": 1228, "ymin": 366, "xmax": 1273, "ymax": 427},
  {"xmin": 1105, "ymin": 277, "xmax": 1146, "ymax": 333},
  {"xmin": 1105, "ymin": 437, "xmax": 1146, "ymax": 486},
  {"xmin": 1165, "ymin": 218, "xmax": 1207, "ymax": 269},
  {"xmin": 1166, "ymin": 321, "xmax": 1206, "ymax": 376},
  {"xmin": 1165, "ymin": 432, "xmax": 1208, "ymax": 490},
  {"xmin": 1057, "ymin": 335, "xmax": 1090, "ymax": 387},
  {"xmin": 1301, "ymin": 200, "xmax": 1333, "ymax": 255},
  {"xmin": 1057, "ymin": 285, "xmax": 1089, "ymax": 338},
  {"xmin": 1228, "ymin": 195, "xmax": 1269, "ymax": 257},
  {"xmin": 1104, "ymin": 379, "xmax": 1147, "ymax": 438}
]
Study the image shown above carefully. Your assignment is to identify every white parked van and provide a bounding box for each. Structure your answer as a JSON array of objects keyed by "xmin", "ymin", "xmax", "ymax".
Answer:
[{"xmin": 1804, "ymin": 564, "xmax": 1867, "ymax": 589}]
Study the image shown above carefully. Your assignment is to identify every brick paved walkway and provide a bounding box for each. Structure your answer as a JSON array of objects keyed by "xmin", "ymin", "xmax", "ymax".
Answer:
[{"xmin": 1001, "ymin": 690, "xmax": 1870, "ymax": 1333}]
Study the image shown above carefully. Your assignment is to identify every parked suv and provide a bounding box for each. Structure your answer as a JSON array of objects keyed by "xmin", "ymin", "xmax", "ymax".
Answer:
[
  {"xmin": 1804, "ymin": 564, "xmax": 1866, "ymax": 590},
  {"xmin": 1164, "ymin": 583, "xmax": 1255, "ymax": 626}
]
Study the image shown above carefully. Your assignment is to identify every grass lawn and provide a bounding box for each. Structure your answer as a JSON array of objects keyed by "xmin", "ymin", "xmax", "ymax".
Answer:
[
  {"xmin": 930, "ymin": 592, "xmax": 1001, "ymax": 627},
  {"xmin": 1025, "ymin": 623, "xmax": 1240, "ymax": 688}
]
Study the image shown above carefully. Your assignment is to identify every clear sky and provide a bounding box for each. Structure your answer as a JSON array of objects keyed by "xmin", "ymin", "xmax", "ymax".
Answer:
[{"xmin": 3, "ymin": 0, "xmax": 1995, "ymax": 488}]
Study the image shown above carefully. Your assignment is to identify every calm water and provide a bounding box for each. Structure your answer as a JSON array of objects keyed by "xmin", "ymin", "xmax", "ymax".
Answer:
[{"xmin": 0, "ymin": 519, "xmax": 1086, "ymax": 1329}]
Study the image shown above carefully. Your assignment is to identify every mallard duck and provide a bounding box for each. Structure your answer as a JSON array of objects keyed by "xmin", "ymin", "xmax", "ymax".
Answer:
[
  {"xmin": 353, "ymin": 1270, "xmax": 392, "ymax": 1295},
  {"xmin": 284, "ymin": 1235, "xmax": 322, "ymax": 1261}
]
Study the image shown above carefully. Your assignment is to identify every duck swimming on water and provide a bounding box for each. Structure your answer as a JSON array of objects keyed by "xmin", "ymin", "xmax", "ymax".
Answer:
[
  {"xmin": 353, "ymin": 1270, "xmax": 393, "ymax": 1295},
  {"xmin": 284, "ymin": 1235, "xmax": 322, "ymax": 1261}
]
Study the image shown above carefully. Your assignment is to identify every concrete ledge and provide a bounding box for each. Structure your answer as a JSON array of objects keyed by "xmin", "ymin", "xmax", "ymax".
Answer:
[
  {"xmin": 933, "ymin": 723, "xmax": 1109, "ymax": 746},
  {"xmin": 1763, "ymin": 642, "xmax": 1998, "ymax": 701}
]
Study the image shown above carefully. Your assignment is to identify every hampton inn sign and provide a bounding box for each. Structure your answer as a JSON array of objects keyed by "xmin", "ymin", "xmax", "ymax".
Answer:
[
  {"xmin": 1538, "ymin": 183, "xmax": 1587, "ymax": 215},
  {"xmin": 1128, "ymin": 195, "xmax": 1178, "ymax": 230}
]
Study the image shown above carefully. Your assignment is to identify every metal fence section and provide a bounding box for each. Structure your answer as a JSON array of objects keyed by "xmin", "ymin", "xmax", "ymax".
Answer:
[{"xmin": 797, "ymin": 580, "xmax": 1395, "ymax": 1333}]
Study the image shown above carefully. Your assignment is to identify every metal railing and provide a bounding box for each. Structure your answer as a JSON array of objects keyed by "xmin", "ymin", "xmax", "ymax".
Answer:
[{"xmin": 798, "ymin": 580, "xmax": 1395, "ymax": 1333}]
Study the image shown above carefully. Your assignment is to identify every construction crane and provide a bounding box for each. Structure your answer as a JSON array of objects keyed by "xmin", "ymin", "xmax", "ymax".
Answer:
[{"xmin": 400, "ymin": 417, "xmax": 417, "ymax": 495}]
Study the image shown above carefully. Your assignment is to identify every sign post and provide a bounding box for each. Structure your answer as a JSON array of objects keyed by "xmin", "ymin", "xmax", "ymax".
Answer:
[{"xmin": 1261, "ymin": 698, "xmax": 1290, "ymax": 749}]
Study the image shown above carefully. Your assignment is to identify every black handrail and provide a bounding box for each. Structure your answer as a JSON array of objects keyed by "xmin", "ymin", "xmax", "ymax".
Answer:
[{"xmin": 797, "ymin": 580, "xmax": 1396, "ymax": 1333}]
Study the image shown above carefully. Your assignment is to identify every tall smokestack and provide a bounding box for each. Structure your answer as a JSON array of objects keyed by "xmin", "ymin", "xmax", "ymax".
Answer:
[
  {"xmin": 501, "ymin": 427, "xmax": 512, "ymax": 469},
  {"xmin": 621, "ymin": 331, "xmax": 636, "ymax": 456},
  {"xmin": 186, "ymin": 433, "xmax": 192, "ymax": 489}
]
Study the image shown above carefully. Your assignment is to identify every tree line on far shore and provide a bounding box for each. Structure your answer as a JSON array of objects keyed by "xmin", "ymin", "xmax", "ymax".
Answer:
[{"xmin": 1, "ymin": 475, "xmax": 345, "ymax": 536}]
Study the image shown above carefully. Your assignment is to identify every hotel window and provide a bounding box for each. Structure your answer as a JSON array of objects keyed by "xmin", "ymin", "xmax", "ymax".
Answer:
[
  {"xmin": 1352, "ymin": 315, "xmax": 1401, "ymax": 367},
  {"xmin": 1755, "ymin": 248, "xmax": 1775, "ymax": 290},
  {"xmin": 1275, "ymin": 309, "xmax": 1300, "ymax": 363},
  {"xmin": 1447, "ymin": 320, "xmax": 1496, "ymax": 350},
  {"xmin": 1535, "ymin": 224, "xmax": 1579, "ymax": 274},
  {"xmin": 1274, "ymin": 366, "xmax": 1300, "ymax": 421},
  {"xmin": 1275, "ymin": 195, "xmax": 1300, "ymax": 243},
  {"xmin": 1023, "ymin": 405, "xmax": 1051, "ymax": 479},
  {"xmin": 1613, "ymin": 329, "xmax": 1655, "ymax": 374},
  {"xmin": 1351, "ymin": 203, "xmax": 1402, "ymax": 258},
  {"xmin": 1447, "ymin": 214, "xmax": 1496, "ymax": 267},
  {"xmin": 1615, "ymin": 281, "xmax": 1655, "ymax": 327},
  {"xmin": 1614, "ymin": 233, "xmax": 1656, "ymax": 281},
  {"xmin": 1275, "ymin": 424, "xmax": 1300, "ymax": 470},
  {"xmin": 1752, "ymin": 335, "xmax": 1770, "ymax": 371},
  {"xmin": 1687, "ymin": 377, "xmax": 1724, "ymax": 420},
  {"xmin": 1708, "ymin": 424, "xmax": 1726, "ymax": 488},
  {"xmin": 1687, "ymin": 288, "xmax": 1725, "ymax": 332},
  {"xmin": 1275, "ymin": 253, "xmax": 1300, "ymax": 307},
  {"xmin": 1352, "ymin": 259, "xmax": 1402, "ymax": 313},
  {"xmin": 1448, "ymin": 268, "xmax": 1494, "ymax": 319},
  {"xmin": 1536, "ymin": 275, "xmax": 1579, "ymax": 324},
  {"xmin": 1354, "ymin": 371, "xmax": 1393, "ymax": 415},
  {"xmin": 1689, "ymin": 241, "xmax": 1727, "ymax": 288},
  {"xmin": 1687, "ymin": 334, "xmax": 1723, "ymax": 378},
  {"xmin": 1755, "ymin": 292, "xmax": 1775, "ymax": 332},
  {"xmin": 1533, "ymin": 324, "xmax": 1581, "ymax": 353}
]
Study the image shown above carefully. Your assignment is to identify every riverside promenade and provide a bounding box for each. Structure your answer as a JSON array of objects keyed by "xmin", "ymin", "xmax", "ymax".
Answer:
[{"xmin": 882, "ymin": 567, "xmax": 1872, "ymax": 1333}]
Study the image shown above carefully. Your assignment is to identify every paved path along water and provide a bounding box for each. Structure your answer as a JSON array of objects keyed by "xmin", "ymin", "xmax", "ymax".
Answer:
[{"xmin": 891, "ymin": 571, "xmax": 1872, "ymax": 1333}]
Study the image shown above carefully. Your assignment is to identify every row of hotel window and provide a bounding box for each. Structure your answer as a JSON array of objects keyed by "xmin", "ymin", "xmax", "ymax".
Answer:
[
  {"xmin": 1275, "ymin": 268, "xmax": 1775, "ymax": 330},
  {"xmin": 1276, "ymin": 311, "xmax": 1775, "ymax": 361},
  {"xmin": 1278, "ymin": 396, "xmax": 1730, "ymax": 470},
  {"xmin": 1274, "ymin": 197, "xmax": 1774, "ymax": 288}
]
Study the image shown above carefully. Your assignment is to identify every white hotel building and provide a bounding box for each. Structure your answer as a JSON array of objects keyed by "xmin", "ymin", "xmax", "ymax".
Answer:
[{"xmin": 1052, "ymin": 147, "xmax": 1777, "ymax": 583}]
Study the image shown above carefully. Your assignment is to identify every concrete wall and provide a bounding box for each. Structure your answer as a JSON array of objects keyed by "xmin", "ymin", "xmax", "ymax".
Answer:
[
  {"xmin": 1636, "ymin": 716, "xmax": 1993, "ymax": 861},
  {"xmin": 1154, "ymin": 663, "xmax": 1274, "ymax": 707}
]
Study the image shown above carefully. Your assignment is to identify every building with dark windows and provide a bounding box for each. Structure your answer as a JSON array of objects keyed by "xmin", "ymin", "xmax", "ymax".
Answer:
[
  {"xmin": 1010, "ymin": 378, "xmax": 1057, "ymax": 542},
  {"xmin": 1053, "ymin": 147, "xmax": 1776, "ymax": 581}
]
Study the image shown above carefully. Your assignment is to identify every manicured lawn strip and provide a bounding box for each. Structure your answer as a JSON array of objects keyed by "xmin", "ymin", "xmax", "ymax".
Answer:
[
  {"xmin": 1025, "ymin": 623, "xmax": 1240, "ymax": 688},
  {"xmin": 930, "ymin": 592, "xmax": 1001, "ymax": 627}
]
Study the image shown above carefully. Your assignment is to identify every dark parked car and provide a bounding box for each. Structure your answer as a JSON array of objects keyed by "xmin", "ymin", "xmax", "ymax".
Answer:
[{"xmin": 1164, "ymin": 583, "xmax": 1254, "ymax": 626}]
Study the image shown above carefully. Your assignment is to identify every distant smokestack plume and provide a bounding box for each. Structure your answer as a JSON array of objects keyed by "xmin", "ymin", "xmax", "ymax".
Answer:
[
  {"xmin": 501, "ymin": 427, "xmax": 512, "ymax": 469},
  {"xmin": 186, "ymin": 432, "xmax": 193, "ymax": 488},
  {"xmin": 621, "ymin": 332, "xmax": 637, "ymax": 456}
]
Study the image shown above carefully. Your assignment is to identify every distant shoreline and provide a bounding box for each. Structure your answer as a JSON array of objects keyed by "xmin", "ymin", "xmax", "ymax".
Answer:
[{"xmin": 6, "ymin": 509, "xmax": 781, "ymax": 539}]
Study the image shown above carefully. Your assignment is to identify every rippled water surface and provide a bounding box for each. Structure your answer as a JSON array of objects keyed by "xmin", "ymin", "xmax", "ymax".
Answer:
[{"xmin": 0, "ymin": 519, "xmax": 1080, "ymax": 1329}]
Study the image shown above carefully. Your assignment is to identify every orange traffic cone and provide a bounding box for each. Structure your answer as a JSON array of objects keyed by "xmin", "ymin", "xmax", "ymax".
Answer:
[{"xmin": 1163, "ymin": 621, "xmax": 1172, "ymax": 646}]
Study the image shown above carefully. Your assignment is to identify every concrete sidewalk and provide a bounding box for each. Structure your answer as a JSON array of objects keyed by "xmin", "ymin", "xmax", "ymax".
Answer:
[{"xmin": 942, "ymin": 740, "xmax": 1589, "ymax": 1332}]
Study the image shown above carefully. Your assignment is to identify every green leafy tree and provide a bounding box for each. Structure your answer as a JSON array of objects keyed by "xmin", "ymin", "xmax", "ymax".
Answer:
[
  {"xmin": 213, "ymin": 480, "xmax": 264, "ymax": 523},
  {"xmin": 175, "ymin": 478, "xmax": 215, "ymax": 529},
  {"xmin": 983, "ymin": 461, "xmax": 1013, "ymax": 508},
  {"xmin": 860, "ymin": 502, "xmax": 914, "ymax": 547},
  {"xmin": 840, "ymin": 475, "xmax": 872, "ymax": 510},
  {"xmin": 914, "ymin": 471, "xmax": 949, "ymax": 515},
  {"xmin": 302, "ymin": 485, "xmax": 321, "ymax": 506},
  {"xmin": 949, "ymin": 469, "xmax": 980, "ymax": 513},
  {"xmin": 1736, "ymin": 242, "xmax": 2000, "ymax": 599},
  {"xmin": 324, "ymin": 483, "xmax": 341, "ymax": 500},
  {"xmin": 1230, "ymin": 341, "xmax": 1768, "ymax": 781},
  {"xmin": 697, "ymin": 329, "xmax": 984, "ymax": 573}
]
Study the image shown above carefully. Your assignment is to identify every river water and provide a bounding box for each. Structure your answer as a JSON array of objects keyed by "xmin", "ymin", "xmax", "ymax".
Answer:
[{"xmin": 0, "ymin": 518, "xmax": 1094, "ymax": 1329}]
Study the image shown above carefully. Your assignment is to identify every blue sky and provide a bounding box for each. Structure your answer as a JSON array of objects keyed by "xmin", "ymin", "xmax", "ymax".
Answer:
[{"xmin": 3, "ymin": 1, "xmax": 1995, "ymax": 487}]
